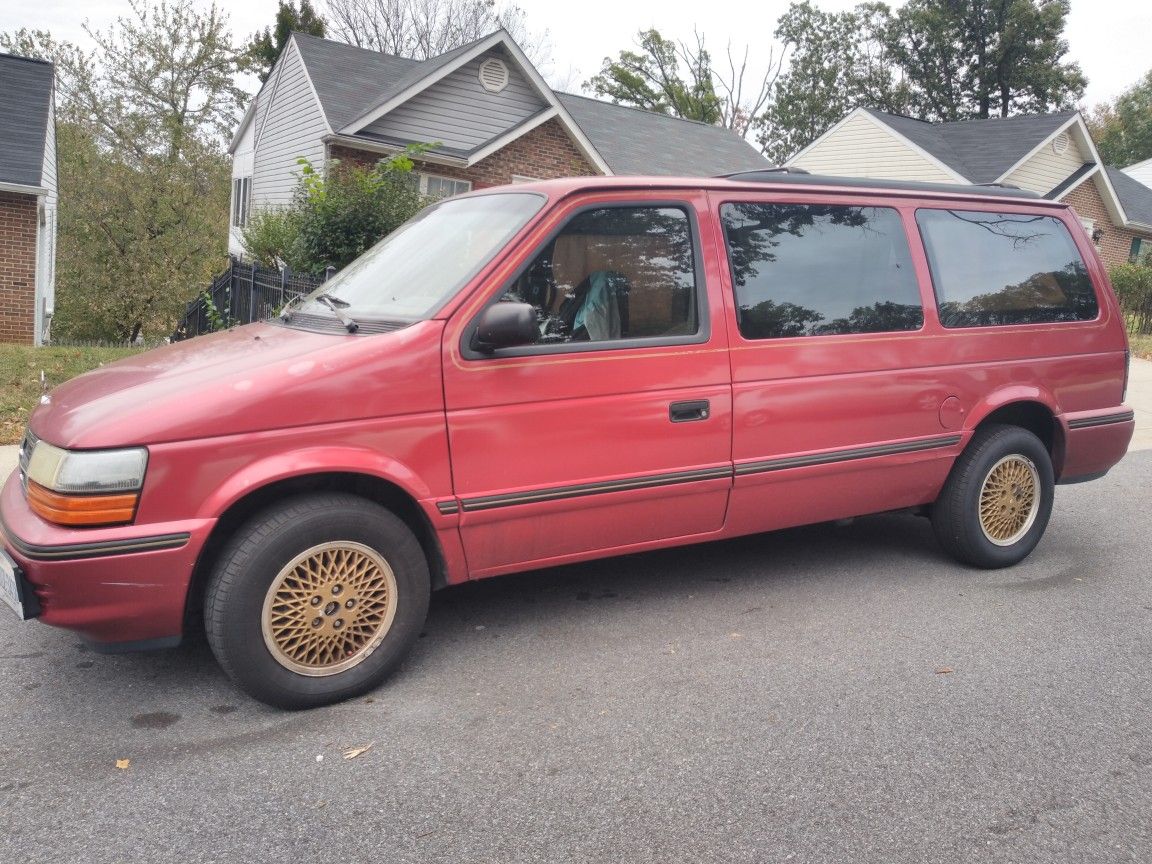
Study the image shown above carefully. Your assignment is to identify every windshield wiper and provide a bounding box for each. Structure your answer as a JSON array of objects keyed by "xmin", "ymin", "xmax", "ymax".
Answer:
[
  {"xmin": 277, "ymin": 292, "xmax": 305, "ymax": 321},
  {"xmin": 313, "ymin": 292, "xmax": 359, "ymax": 333}
]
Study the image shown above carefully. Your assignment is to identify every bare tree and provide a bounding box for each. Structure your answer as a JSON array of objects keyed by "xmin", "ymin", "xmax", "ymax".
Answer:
[
  {"xmin": 321, "ymin": 0, "xmax": 550, "ymax": 65},
  {"xmin": 585, "ymin": 28, "xmax": 782, "ymax": 141},
  {"xmin": 713, "ymin": 38, "xmax": 785, "ymax": 139}
]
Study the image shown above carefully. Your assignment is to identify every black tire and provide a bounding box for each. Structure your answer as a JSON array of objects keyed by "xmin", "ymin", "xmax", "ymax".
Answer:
[
  {"xmin": 204, "ymin": 493, "xmax": 430, "ymax": 709},
  {"xmin": 932, "ymin": 424, "xmax": 1054, "ymax": 569}
]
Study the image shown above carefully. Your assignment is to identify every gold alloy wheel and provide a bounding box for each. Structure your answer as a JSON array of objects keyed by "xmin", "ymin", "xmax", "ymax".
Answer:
[
  {"xmin": 261, "ymin": 541, "xmax": 399, "ymax": 677},
  {"xmin": 978, "ymin": 454, "xmax": 1041, "ymax": 546}
]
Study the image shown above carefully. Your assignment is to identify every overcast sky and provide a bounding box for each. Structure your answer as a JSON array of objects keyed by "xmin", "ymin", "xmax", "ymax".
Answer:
[{"xmin": 1, "ymin": 0, "xmax": 1148, "ymax": 109}]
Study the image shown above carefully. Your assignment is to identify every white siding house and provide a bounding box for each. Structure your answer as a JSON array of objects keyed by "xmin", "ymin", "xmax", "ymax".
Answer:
[
  {"xmin": 788, "ymin": 109, "xmax": 960, "ymax": 183},
  {"xmin": 1002, "ymin": 127, "xmax": 1087, "ymax": 195},
  {"xmin": 226, "ymin": 30, "xmax": 770, "ymax": 258},
  {"xmin": 36, "ymin": 95, "xmax": 57, "ymax": 341},
  {"xmin": 229, "ymin": 38, "xmax": 330, "ymax": 256},
  {"xmin": 1125, "ymin": 157, "xmax": 1152, "ymax": 190},
  {"xmin": 784, "ymin": 107, "xmax": 1152, "ymax": 270},
  {"xmin": 361, "ymin": 49, "xmax": 547, "ymax": 151}
]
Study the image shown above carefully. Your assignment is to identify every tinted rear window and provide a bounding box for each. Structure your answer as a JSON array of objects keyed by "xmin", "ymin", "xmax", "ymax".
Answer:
[
  {"xmin": 916, "ymin": 209, "xmax": 1097, "ymax": 327},
  {"xmin": 721, "ymin": 203, "xmax": 922, "ymax": 339}
]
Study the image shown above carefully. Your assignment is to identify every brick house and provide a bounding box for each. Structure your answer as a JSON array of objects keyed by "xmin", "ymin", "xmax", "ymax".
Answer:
[
  {"xmin": 785, "ymin": 108, "xmax": 1152, "ymax": 269},
  {"xmin": 0, "ymin": 52, "xmax": 57, "ymax": 345},
  {"xmin": 227, "ymin": 30, "xmax": 768, "ymax": 256}
]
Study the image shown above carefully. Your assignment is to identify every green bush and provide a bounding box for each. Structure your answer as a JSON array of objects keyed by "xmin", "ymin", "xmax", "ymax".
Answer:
[
  {"xmin": 241, "ymin": 207, "xmax": 301, "ymax": 269},
  {"xmin": 242, "ymin": 146, "xmax": 432, "ymax": 276},
  {"xmin": 1109, "ymin": 262, "xmax": 1152, "ymax": 335}
]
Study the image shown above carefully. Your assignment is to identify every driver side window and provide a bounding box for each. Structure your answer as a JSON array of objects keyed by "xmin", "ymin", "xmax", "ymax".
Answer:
[{"xmin": 503, "ymin": 205, "xmax": 699, "ymax": 345}]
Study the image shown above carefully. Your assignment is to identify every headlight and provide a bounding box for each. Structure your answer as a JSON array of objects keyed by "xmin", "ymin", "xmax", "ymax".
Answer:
[{"xmin": 23, "ymin": 440, "xmax": 148, "ymax": 527}]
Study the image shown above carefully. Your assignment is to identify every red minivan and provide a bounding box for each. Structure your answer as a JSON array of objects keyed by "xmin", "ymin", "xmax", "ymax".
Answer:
[{"xmin": 0, "ymin": 173, "xmax": 1135, "ymax": 708}]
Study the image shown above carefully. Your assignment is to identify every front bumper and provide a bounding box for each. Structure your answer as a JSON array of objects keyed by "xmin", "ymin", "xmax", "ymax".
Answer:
[{"xmin": 0, "ymin": 470, "xmax": 213, "ymax": 646}]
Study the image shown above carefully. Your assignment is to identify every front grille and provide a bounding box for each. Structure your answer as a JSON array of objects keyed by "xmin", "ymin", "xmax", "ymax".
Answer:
[{"xmin": 18, "ymin": 428, "xmax": 37, "ymax": 490}]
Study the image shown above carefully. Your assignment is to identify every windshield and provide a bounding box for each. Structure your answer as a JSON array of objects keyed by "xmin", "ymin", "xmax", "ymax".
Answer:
[{"xmin": 296, "ymin": 192, "xmax": 545, "ymax": 321}]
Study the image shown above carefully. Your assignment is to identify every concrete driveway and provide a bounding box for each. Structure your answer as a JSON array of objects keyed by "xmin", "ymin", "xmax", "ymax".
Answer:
[{"xmin": 2, "ymin": 357, "xmax": 1150, "ymax": 478}]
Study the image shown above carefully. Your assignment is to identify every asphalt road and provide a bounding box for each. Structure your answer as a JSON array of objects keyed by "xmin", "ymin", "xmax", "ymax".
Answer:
[{"xmin": 2, "ymin": 450, "xmax": 1151, "ymax": 863}]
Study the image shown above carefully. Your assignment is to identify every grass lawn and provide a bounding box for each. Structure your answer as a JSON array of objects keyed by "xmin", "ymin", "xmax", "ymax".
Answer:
[{"xmin": 0, "ymin": 344, "xmax": 143, "ymax": 445}]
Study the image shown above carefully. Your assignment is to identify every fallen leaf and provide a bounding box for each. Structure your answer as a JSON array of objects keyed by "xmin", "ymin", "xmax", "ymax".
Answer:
[
  {"xmin": 935, "ymin": 667, "xmax": 954, "ymax": 675},
  {"xmin": 115, "ymin": 759, "xmax": 130, "ymax": 770},
  {"xmin": 343, "ymin": 742, "xmax": 374, "ymax": 760},
  {"xmin": 729, "ymin": 632, "xmax": 744, "ymax": 640}
]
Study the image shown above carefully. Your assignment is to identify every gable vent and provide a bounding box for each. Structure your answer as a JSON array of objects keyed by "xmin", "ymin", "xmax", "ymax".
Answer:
[
  {"xmin": 1053, "ymin": 133, "xmax": 1069, "ymax": 155},
  {"xmin": 478, "ymin": 57, "xmax": 509, "ymax": 93}
]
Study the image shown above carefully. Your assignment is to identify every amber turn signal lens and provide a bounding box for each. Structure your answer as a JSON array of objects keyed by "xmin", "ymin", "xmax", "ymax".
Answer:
[{"xmin": 26, "ymin": 481, "xmax": 139, "ymax": 527}]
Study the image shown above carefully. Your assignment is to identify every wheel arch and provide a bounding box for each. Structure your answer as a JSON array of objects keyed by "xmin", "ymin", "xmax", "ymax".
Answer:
[
  {"xmin": 184, "ymin": 469, "xmax": 449, "ymax": 634},
  {"xmin": 969, "ymin": 396, "xmax": 1066, "ymax": 477}
]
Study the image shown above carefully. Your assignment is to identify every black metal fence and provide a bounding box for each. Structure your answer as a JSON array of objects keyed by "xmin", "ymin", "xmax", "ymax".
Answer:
[{"xmin": 174, "ymin": 259, "xmax": 330, "ymax": 340}]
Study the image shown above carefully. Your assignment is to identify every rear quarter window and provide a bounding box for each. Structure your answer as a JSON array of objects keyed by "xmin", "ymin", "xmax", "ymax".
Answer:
[{"xmin": 916, "ymin": 208, "xmax": 1098, "ymax": 327}]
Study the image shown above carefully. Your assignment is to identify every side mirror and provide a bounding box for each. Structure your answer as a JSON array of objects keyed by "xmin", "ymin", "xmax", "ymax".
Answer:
[{"xmin": 471, "ymin": 302, "xmax": 537, "ymax": 353}]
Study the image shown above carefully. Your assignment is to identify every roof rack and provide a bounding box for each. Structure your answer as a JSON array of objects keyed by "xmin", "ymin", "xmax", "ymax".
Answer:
[
  {"xmin": 715, "ymin": 166, "xmax": 811, "ymax": 177},
  {"xmin": 716, "ymin": 170, "xmax": 1043, "ymax": 200}
]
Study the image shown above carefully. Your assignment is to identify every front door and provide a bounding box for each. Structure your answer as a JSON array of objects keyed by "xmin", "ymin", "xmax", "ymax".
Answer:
[{"xmin": 441, "ymin": 192, "xmax": 732, "ymax": 578}]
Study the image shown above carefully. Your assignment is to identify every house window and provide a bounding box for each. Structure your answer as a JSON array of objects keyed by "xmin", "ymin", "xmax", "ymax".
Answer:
[
  {"xmin": 1131, "ymin": 237, "xmax": 1149, "ymax": 264},
  {"xmin": 420, "ymin": 174, "xmax": 471, "ymax": 199},
  {"xmin": 232, "ymin": 177, "xmax": 251, "ymax": 228}
]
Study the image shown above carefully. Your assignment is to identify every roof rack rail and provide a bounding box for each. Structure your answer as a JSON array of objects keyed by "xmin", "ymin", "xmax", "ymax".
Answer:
[
  {"xmin": 717, "ymin": 167, "xmax": 810, "ymax": 178},
  {"xmin": 713, "ymin": 170, "xmax": 1042, "ymax": 199}
]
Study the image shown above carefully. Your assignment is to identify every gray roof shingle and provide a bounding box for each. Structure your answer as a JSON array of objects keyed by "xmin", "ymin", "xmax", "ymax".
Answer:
[
  {"xmin": 1106, "ymin": 165, "xmax": 1152, "ymax": 227},
  {"xmin": 289, "ymin": 33, "xmax": 769, "ymax": 176},
  {"xmin": 864, "ymin": 108, "xmax": 1077, "ymax": 184},
  {"xmin": 556, "ymin": 92, "xmax": 769, "ymax": 176},
  {"xmin": 0, "ymin": 52, "xmax": 53, "ymax": 188},
  {"xmin": 292, "ymin": 32, "xmax": 420, "ymax": 131}
]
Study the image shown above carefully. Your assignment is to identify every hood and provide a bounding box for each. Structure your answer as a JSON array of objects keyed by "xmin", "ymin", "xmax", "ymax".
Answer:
[{"xmin": 31, "ymin": 320, "xmax": 446, "ymax": 449}]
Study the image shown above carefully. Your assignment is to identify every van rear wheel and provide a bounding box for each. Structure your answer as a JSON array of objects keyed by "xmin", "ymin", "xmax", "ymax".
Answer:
[
  {"xmin": 932, "ymin": 424, "xmax": 1054, "ymax": 568},
  {"xmin": 204, "ymin": 493, "xmax": 430, "ymax": 709}
]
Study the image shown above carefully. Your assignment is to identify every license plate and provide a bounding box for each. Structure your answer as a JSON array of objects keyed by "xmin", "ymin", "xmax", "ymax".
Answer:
[{"xmin": 0, "ymin": 551, "xmax": 31, "ymax": 620}]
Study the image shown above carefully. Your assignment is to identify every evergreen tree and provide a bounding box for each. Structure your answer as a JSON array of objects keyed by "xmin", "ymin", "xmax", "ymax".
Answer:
[
  {"xmin": 246, "ymin": 1, "xmax": 326, "ymax": 82},
  {"xmin": 884, "ymin": 0, "xmax": 1086, "ymax": 121}
]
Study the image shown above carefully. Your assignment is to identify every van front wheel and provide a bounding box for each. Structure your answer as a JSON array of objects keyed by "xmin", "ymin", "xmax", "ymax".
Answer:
[
  {"xmin": 204, "ymin": 493, "xmax": 430, "ymax": 709},
  {"xmin": 932, "ymin": 424, "xmax": 1054, "ymax": 568}
]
